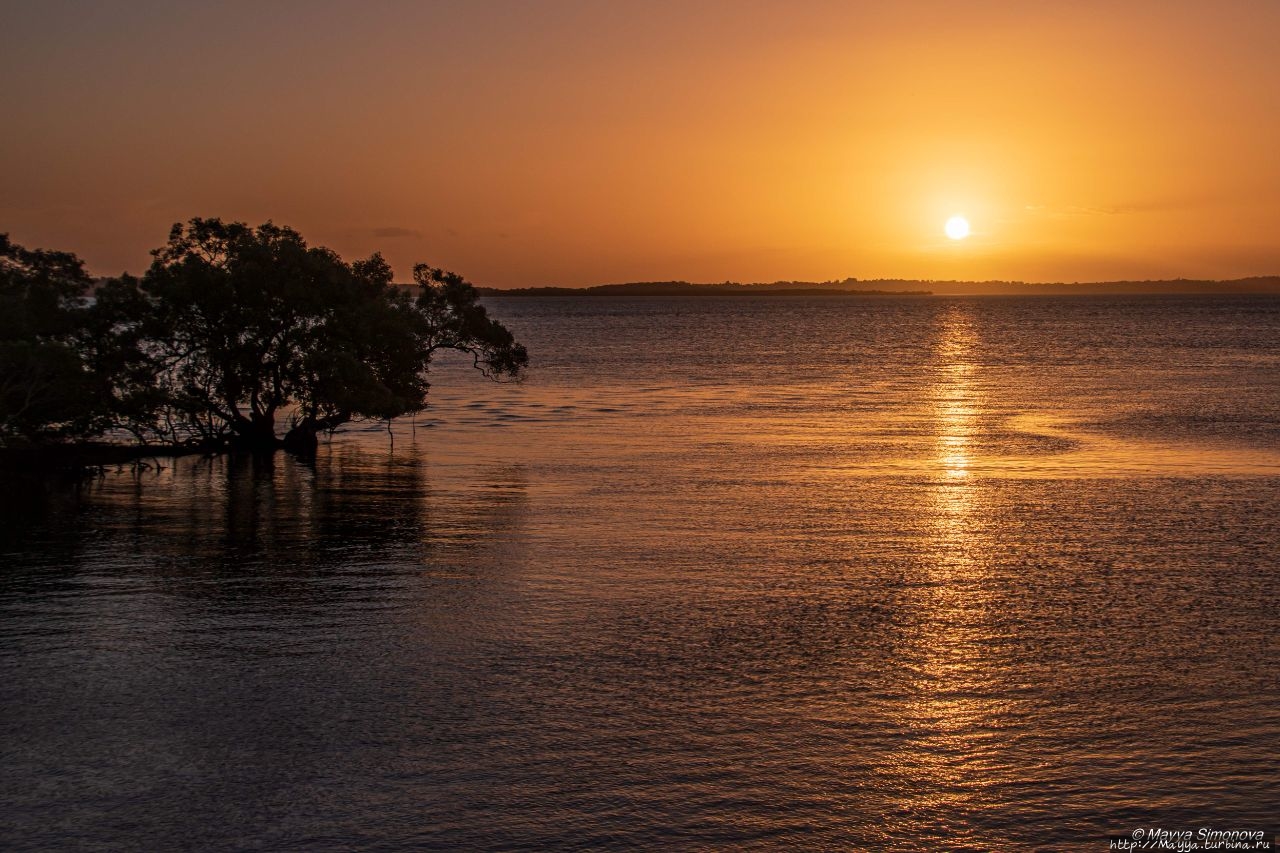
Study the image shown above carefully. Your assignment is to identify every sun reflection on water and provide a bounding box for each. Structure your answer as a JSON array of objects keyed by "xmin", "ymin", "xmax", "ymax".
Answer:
[
  {"xmin": 934, "ymin": 312, "xmax": 978, "ymax": 480},
  {"xmin": 874, "ymin": 306, "xmax": 1015, "ymax": 839}
]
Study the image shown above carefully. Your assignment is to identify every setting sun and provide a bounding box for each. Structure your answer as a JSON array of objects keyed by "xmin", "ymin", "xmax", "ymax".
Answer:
[{"xmin": 945, "ymin": 216, "xmax": 971, "ymax": 241}]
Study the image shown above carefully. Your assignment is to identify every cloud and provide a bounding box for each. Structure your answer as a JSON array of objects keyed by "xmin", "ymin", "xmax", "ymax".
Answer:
[
  {"xmin": 370, "ymin": 226, "xmax": 424, "ymax": 239},
  {"xmin": 1025, "ymin": 188, "xmax": 1258, "ymax": 218},
  {"xmin": 1024, "ymin": 204, "xmax": 1120, "ymax": 218}
]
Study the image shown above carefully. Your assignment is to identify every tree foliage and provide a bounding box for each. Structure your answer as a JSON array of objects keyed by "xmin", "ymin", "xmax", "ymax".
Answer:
[
  {"xmin": 1, "ymin": 220, "xmax": 528, "ymax": 455},
  {"xmin": 0, "ymin": 234, "xmax": 113, "ymax": 443}
]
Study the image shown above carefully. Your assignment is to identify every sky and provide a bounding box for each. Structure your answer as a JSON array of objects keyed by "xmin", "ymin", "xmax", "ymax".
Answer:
[{"xmin": 3, "ymin": 0, "xmax": 1279, "ymax": 286}]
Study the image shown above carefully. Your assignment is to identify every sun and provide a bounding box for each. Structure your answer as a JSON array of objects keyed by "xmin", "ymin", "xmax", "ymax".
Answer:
[{"xmin": 944, "ymin": 215, "xmax": 971, "ymax": 240}]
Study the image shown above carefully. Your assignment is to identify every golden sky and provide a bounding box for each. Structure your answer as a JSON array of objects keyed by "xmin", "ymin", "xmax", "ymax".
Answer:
[{"xmin": 3, "ymin": 1, "xmax": 1279, "ymax": 285}]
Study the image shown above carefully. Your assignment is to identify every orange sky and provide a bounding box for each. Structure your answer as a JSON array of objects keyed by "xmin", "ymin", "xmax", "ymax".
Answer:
[{"xmin": 3, "ymin": 1, "xmax": 1279, "ymax": 285}]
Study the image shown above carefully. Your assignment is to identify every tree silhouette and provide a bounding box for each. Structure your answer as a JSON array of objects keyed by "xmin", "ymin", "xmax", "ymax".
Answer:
[
  {"xmin": 0, "ymin": 234, "xmax": 113, "ymax": 443},
  {"xmin": 97, "ymin": 218, "xmax": 528, "ymax": 454}
]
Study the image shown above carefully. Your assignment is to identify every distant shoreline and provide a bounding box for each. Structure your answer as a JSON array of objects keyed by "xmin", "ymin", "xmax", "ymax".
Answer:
[
  {"xmin": 463, "ymin": 277, "xmax": 1280, "ymax": 297},
  {"xmin": 476, "ymin": 286, "xmax": 932, "ymax": 297}
]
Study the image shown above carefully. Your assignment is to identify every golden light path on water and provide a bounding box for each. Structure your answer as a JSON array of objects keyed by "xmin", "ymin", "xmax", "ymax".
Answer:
[
  {"xmin": 935, "ymin": 309, "xmax": 978, "ymax": 482},
  {"xmin": 874, "ymin": 307, "xmax": 1009, "ymax": 840}
]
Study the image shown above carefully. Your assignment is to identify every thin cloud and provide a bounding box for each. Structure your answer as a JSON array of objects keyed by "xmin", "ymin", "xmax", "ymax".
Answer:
[
  {"xmin": 370, "ymin": 226, "xmax": 424, "ymax": 239},
  {"xmin": 1026, "ymin": 189, "xmax": 1257, "ymax": 218},
  {"xmin": 1024, "ymin": 204, "xmax": 1120, "ymax": 218}
]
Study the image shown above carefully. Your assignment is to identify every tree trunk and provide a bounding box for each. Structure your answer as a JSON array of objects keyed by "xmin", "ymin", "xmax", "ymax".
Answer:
[
  {"xmin": 281, "ymin": 412, "xmax": 350, "ymax": 458},
  {"xmin": 231, "ymin": 412, "xmax": 280, "ymax": 454},
  {"xmin": 281, "ymin": 419, "xmax": 319, "ymax": 457}
]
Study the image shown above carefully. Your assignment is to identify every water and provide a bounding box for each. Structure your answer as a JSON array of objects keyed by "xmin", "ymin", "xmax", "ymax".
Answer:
[{"xmin": 3, "ymin": 296, "xmax": 1279, "ymax": 850}]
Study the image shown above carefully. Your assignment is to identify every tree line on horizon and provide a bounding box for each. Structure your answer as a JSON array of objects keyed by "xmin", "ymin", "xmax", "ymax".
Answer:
[
  {"xmin": 472, "ymin": 275, "xmax": 1280, "ymax": 297},
  {"xmin": 0, "ymin": 219, "xmax": 528, "ymax": 458}
]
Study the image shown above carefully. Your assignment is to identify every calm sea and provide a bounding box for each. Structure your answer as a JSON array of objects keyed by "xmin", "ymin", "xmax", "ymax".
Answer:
[{"xmin": 3, "ymin": 296, "xmax": 1279, "ymax": 851}]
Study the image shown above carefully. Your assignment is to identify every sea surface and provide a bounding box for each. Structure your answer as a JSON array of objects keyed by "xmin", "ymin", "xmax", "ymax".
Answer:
[{"xmin": 3, "ymin": 295, "xmax": 1279, "ymax": 851}]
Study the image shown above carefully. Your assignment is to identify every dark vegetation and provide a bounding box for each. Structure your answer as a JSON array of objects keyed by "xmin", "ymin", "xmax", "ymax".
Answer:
[{"xmin": 0, "ymin": 220, "xmax": 527, "ymax": 466}]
